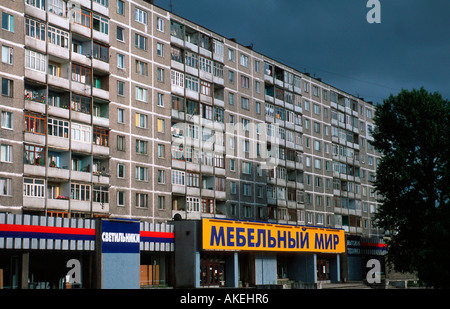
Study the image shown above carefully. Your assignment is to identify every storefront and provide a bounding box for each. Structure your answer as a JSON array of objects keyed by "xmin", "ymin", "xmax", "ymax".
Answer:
[
  {"xmin": 0, "ymin": 213, "xmax": 174, "ymax": 289},
  {"xmin": 173, "ymin": 218, "xmax": 346, "ymax": 288},
  {"xmin": 345, "ymin": 235, "xmax": 387, "ymax": 283}
]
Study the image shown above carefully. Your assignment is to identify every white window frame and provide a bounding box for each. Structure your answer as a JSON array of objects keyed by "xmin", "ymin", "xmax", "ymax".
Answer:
[
  {"xmin": 135, "ymin": 166, "xmax": 148, "ymax": 181},
  {"xmin": 71, "ymin": 123, "xmax": 91, "ymax": 143},
  {"xmin": 25, "ymin": 49, "xmax": 46, "ymax": 73},
  {"xmin": 23, "ymin": 178, "xmax": 45, "ymax": 198},
  {"xmin": 0, "ymin": 178, "xmax": 12, "ymax": 196},
  {"xmin": 0, "ymin": 144, "xmax": 12, "ymax": 162},
  {"xmin": 1, "ymin": 46, "xmax": 13, "ymax": 64},
  {"xmin": 134, "ymin": 8, "xmax": 147, "ymax": 24}
]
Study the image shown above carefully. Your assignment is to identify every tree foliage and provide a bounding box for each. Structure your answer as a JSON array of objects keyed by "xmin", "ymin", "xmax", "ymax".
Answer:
[{"xmin": 371, "ymin": 88, "xmax": 450, "ymax": 288}]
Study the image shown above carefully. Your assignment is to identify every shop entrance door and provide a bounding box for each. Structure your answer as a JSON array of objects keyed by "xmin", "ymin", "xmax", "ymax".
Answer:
[
  {"xmin": 317, "ymin": 259, "xmax": 330, "ymax": 281},
  {"xmin": 200, "ymin": 254, "xmax": 225, "ymax": 287}
]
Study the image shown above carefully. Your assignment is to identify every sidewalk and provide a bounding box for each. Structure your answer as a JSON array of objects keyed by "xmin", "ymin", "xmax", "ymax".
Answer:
[{"xmin": 320, "ymin": 282, "xmax": 373, "ymax": 289}]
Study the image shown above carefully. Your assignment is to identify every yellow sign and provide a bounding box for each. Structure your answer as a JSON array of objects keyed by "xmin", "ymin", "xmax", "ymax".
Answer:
[{"xmin": 202, "ymin": 219, "xmax": 345, "ymax": 253}]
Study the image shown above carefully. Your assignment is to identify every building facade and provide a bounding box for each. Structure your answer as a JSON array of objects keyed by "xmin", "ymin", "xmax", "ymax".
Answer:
[{"xmin": 0, "ymin": 0, "xmax": 384, "ymax": 289}]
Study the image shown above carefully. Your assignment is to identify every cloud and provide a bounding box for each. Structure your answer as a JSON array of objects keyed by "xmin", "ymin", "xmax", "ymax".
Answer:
[{"xmin": 155, "ymin": 0, "xmax": 450, "ymax": 100}]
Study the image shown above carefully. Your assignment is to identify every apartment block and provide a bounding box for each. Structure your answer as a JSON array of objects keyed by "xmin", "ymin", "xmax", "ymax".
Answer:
[{"xmin": 0, "ymin": 0, "xmax": 384, "ymax": 288}]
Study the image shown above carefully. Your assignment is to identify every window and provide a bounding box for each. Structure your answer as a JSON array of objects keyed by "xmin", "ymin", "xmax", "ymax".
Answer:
[
  {"xmin": 157, "ymin": 144, "xmax": 165, "ymax": 158},
  {"xmin": 229, "ymin": 159, "xmax": 235, "ymax": 171},
  {"xmin": 136, "ymin": 113, "xmax": 148, "ymax": 128},
  {"xmin": 71, "ymin": 123, "xmax": 91, "ymax": 143},
  {"xmin": 229, "ymin": 70, "xmax": 234, "ymax": 83},
  {"xmin": 117, "ymin": 191, "xmax": 125, "ymax": 206},
  {"xmin": 185, "ymin": 51, "xmax": 198, "ymax": 68},
  {"xmin": 241, "ymin": 97, "xmax": 249, "ymax": 110},
  {"xmin": 71, "ymin": 183, "xmax": 90, "ymax": 201},
  {"xmin": 1, "ymin": 46, "xmax": 13, "ymax": 64},
  {"xmin": 1, "ymin": 111, "xmax": 12, "ymax": 129},
  {"xmin": 117, "ymin": 135, "xmax": 125, "ymax": 151},
  {"xmin": 48, "ymin": 62, "xmax": 60, "ymax": 77},
  {"xmin": 213, "ymin": 39, "xmax": 223, "ymax": 56},
  {"xmin": 185, "ymin": 75, "xmax": 199, "ymax": 92},
  {"xmin": 240, "ymin": 54, "xmax": 249, "ymax": 67},
  {"xmin": 48, "ymin": 0, "xmax": 66, "ymax": 17},
  {"xmin": 135, "ymin": 33, "xmax": 147, "ymax": 50},
  {"xmin": 242, "ymin": 162, "xmax": 251, "ymax": 174},
  {"xmin": 93, "ymin": 127, "xmax": 109, "ymax": 146},
  {"xmin": 0, "ymin": 144, "xmax": 12, "ymax": 162},
  {"xmin": 117, "ymin": 81, "xmax": 125, "ymax": 96},
  {"xmin": 157, "ymin": 17, "xmax": 164, "ymax": 32},
  {"xmin": 157, "ymin": 196, "xmax": 165, "ymax": 210},
  {"xmin": 171, "ymin": 70, "xmax": 184, "ymax": 88},
  {"xmin": 228, "ymin": 48, "xmax": 234, "ymax": 61},
  {"xmin": 48, "ymin": 26, "xmax": 69, "ymax": 48},
  {"xmin": 2, "ymin": 13, "xmax": 14, "ymax": 32},
  {"xmin": 135, "ymin": 139, "xmax": 147, "ymax": 154},
  {"xmin": 136, "ymin": 193, "xmax": 148, "ymax": 208},
  {"xmin": 254, "ymin": 60, "xmax": 260, "ymax": 73},
  {"xmin": 200, "ymin": 81, "xmax": 211, "ymax": 97},
  {"xmin": 25, "ymin": 49, "xmax": 46, "ymax": 73},
  {"xmin": 157, "ymin": 170, "xmax": 165, "ymax": 184},
  {"xmin": 135, "ymin": 60, "xmax": 148, "ymax": 76},
  {"xmin": 213, "ymin": 62, "xmax": 223, "ymax": 78},
  {"xmin": 156, "ymin": 42, "xmax": 164, "ymax": 57},
  {"xmin": 71, "ymin": 64, "xmax": 91, "ymax": 85},
  {"xmin": 93, "ymin": 185, "xmax": 108, "ymax": 203},
  {"xmin": 93, "ymin": 14, "xmax": 108, "ymax": 34},
  {"xmin": 23, "ymin": 178, "xmax": 45, "ymax": 198},
  {"xmin": 135, "ymin": 86, "xmax": 148, "ymax": 102},
  {"xmin": 117, "ymin": 26, "xmax": 124, "ymax": 41},
  {"xmin": 157, "ymin": 119, "xmax": 165, "ymax": 133},
  {"xmin": 186, "ymin": 196, "xmax": 200, "ymax": 212},
  {"xmin": 71, "ymin": 93, "xmax": 91, "ymax": 114},
  {"xmin": 0, "ymin": 178, "xmax": 11, "ymax": 196},
  {"xmin": 117, "ymin": 0, "xmax": 125, "ymax": 15},
  {"xmin": 117, "ymin": 53, "xmax": 125, "ymax": 68},
  {"xmin": 24, "ymin": 144, "xmax": 45, "ymax": 166},
  {"xmin": 26, "ymin": 0, "xmax": 46, "ymax": 11},
  {"xmin": 172, "ymin": 170, "xmax": 185, "ymax": 186},
  {"xmin": 134, "ymin": 8, "xmax": 147, "ymax": 24},
  {"xmin": 24, "ymin": 112, "xmax": 46, "ymax": 135},
  {"xmin": 214, "ymin": 107, "xmax": 224, "ymax": 123},
  {"xmin": 117, "ymin": 163, "xmax": 125, "ymax": 178},
  {"xmin": 135, "ymin": 166, "xmax": 148, "ymax": 181},
  {"xmin": 199, "ymin": 57, "xmax": 211, "ymax": 73},
  {"xmin": 186, "ymin": 171, "xmax": 200, "ymax": 188},
  {"xmin": 1, "ymin": 78, "xmax": 13, "ymax": 97},
  {"xmin": 71, "ymin": 6, "xmax": 91, "ymax": 28},
  {"xmin": 157, "ymin": 93, "xmax": 164, "ymax": 107},
  {"xmin": 156, "ymin": 67, "xmax": 164, "ymax": 82},
  {"xmin": 241, "ymin": 75, "xmax": 249, "ymax": 89},
  {"xmin": 47, "ymin": 118, "xmax": 69, "ymax": 138}
]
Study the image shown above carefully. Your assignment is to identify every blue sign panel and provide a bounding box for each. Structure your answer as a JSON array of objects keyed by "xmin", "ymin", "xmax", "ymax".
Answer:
[{"xmin": 101, "ymin": 219, "xmax": 140, "ymax": 254}]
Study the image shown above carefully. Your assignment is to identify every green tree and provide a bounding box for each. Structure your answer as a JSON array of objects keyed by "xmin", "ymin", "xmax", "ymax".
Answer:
[{"xmin": 371, "ymin": 88, "xmax": 450, "ymax": 288}]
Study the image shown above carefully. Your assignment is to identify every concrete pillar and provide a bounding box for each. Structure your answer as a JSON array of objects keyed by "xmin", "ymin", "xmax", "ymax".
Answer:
[
  {"xmin": 225, "ymin": 252, "xmax": 239, "ymax": 288},
  {"xmin": 313, "ymin": 254, "xmax": 317, "ymax": 283},
  {"xmin": 329, "ymin": 254, "xmax": 341, "ymax": 283},
  {"xmin": 21, "ymin": 252, "xmax": 29, "ymax": 289}
]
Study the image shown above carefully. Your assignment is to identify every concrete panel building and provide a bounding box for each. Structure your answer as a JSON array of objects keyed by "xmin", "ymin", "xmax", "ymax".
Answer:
[{"xmin": 0, "ymin": 0, "xmax": 384, "ymax": 289}]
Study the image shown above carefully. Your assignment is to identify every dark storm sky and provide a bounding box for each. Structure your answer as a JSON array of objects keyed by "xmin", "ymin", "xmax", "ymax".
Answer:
[{"xmin": 153, "ymin": 0, "xmax": 450, "ymax": 104}]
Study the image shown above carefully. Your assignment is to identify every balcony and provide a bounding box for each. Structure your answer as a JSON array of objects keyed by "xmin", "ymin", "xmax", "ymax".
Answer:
[
  {"xmin": 25, "ymin": 4, "xmax": 46, "ymax": 21},
  {"xmin": 93, "ymin": 100, "xmax": 110, "ymax": 127},
  {"xmin": 23, "ymin": 196, "xmax": 45, "ymax": 209},
  {"xmin": 48, "ymin": 166, "xmax": 70, "ymax": 179}
]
